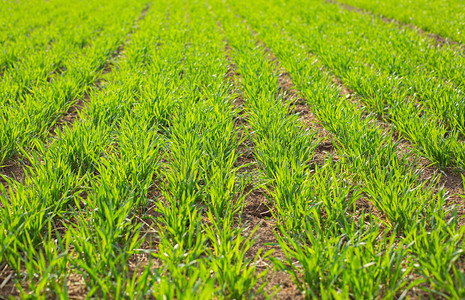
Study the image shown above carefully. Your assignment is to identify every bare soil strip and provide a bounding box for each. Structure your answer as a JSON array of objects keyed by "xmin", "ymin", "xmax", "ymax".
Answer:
[
  {"xmin": 328, "ymin": 0, "xmax": 464, "ymax": 50},
  {"xmin": 221, "ymin": 35, "xmax": 305, "ymax": 298},
  {"xmin": 259, "ymin": 39, "xmax": 335, "ymax": 156},
  {"xmin": 0, "ymin": 159, "xmax": 27, "ymax": 192}
]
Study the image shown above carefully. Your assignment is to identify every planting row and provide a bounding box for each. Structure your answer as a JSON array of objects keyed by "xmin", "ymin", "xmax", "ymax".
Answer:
[
  {"xmin": 338, "ymin": 0, "xmax": 465, "ymax": 44},
  {"xmin": 0, "ymin": 0, "xmax": 148, "ymax": 164},
  {"xmin": 1, "ymin": 0, "xmax": 464, "ymax": 298}
]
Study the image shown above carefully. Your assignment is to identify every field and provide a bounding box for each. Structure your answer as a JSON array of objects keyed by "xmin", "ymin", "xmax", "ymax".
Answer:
[{"xmin": 1, "ymin": 0, "xmax": 465, "ymax": 298}]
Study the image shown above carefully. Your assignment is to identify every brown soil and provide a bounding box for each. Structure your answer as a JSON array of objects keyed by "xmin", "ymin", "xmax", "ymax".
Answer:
[
  {"xmin": 0, "ymin": 263, "xmax": 19, "ymax": 299},
  {"xmin": 396, "ymin": 138, "xmax": 465, "ymax": 225},
  {"xmin": 49, "ymin": 97, "xmax": 87, "ymax": 136},
  {"xmin": 242, "ymin": 201, "xmax": 304, "ymax": 299},
  {"xmin": 0, "ymin": 159, "xmax": 26, "ymax": 188},
  {"xmin": 0, "ymin": 158, "xmax": 28, "ymax": 203}
]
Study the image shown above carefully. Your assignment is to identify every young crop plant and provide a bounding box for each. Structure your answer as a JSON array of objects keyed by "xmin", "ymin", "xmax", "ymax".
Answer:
[
  {"xmin": 234, "ymin": 3, "xmax": 438, "ymax": 233},
  {"xmin": 407, "ymin": 222, "xmax": 465, "ymax": 298},
  {"xmin": 203, "ymin": 210, "xmax": 272, "ymax": 299},
  {"xmin": 153, "ymin": 22, "xmax": 268, "ymax": 300},
  {"xmin": 0, "ymin": 0, "xmax": 165, "ymax": 296},
  {"xmin": 273, "ymin": 222, "xmax": 415, "ymax": 299},
  {"xmin": 213, "ymin": 3, "xmax": 411, "ymax": 298}
]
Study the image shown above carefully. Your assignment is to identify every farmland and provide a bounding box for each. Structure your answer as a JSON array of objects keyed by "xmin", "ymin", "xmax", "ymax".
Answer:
[{"xmin": 0, "ymin": 0, "xmax": 464, "ymax": 298}]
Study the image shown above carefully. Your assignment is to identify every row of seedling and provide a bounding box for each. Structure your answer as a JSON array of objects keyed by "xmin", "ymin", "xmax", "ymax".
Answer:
[
  {"xmin": 337, "ymin": 0, "xmax": 465, "ymax": 44},
  {"xmin": 226, "ymin": 0, "xmax": 465, "ymax": 297},
  {"xmin": 1, "ymin": 0, "xmax": 268, "ymax": 297},
  {"xmin": 0, "ymin": 0, "xmax": 149, "ymax": 164}
]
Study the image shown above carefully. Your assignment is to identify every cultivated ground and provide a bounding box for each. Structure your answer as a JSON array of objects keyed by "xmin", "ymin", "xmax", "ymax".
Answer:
[{"xmin": 1, "ymin": 0, "xmax": 465, "ymax": 298}]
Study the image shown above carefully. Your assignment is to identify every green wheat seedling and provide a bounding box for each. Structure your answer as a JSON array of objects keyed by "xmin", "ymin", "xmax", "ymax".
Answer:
[
  {"xmin": 2, "ymin": 0, "xmax": 465, "ymax": 297},
  {"xmin": 204, "ymin": 210, "xmax": 272, "ymax": 299},
  {"xmin": 223, "ymin": 1, "xmax": 465, "ymax": 297},
  {"xmin": 334, "ymin": 0, "xmax": 465, "ymax": 44},
  {"xmin": 407, "ymin": 223, "xmax": 465, "ymax": 298}
]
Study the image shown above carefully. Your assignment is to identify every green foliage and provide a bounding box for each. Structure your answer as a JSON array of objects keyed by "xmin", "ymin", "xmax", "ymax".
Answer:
[{"xmin": 1, "ymin": 0, "xmax": 464, "ymax": 298}]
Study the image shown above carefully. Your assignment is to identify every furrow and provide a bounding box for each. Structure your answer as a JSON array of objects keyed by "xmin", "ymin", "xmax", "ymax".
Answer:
[
  {"xmin": 332, "ymin": 0, "xmax": 465, "ymax": 45},
  {"xmin": 224, "ymin": 38, "xmax": 300, "ymax": 299},
  {"xmin": 327, "ymin": 0, "xmax": 463, "ymax": 49},
  {"xmin": 50, "ymin": 2, "xmax": 153, "ymax": 136}
]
